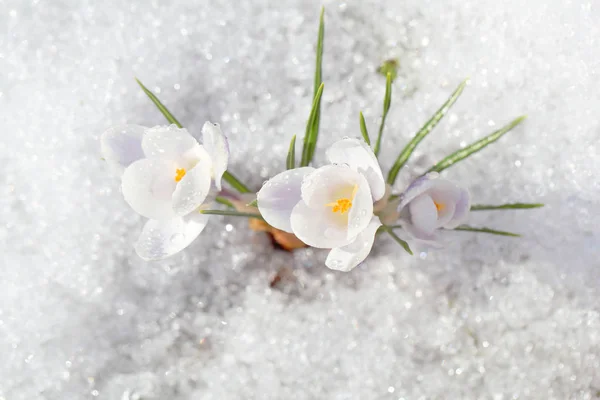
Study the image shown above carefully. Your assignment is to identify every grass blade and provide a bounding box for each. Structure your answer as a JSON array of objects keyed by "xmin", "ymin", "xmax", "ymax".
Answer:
[
  {"xmin": 359, "ymin": 111, "xmax": 371, "ymax": 146},
  {"xmin": 136, "ymin": 78, "xmax": 182, "ymax": 127},
  {"xmin": 286, "ymin": 135, "xmax": 297, "ymax": 170},
  {"xmin": 381, "ymin": 225, "xmax": 413, "ymax": 255},
  {"xmin": 215, "ymin": 196, "xmax": 235, "ymax": 209},
  {"xmin": 387, "ymin": 79, "xmax": 468, "ymax": 185},
  {"xmin": 300, "ymin": 83, "xmax": 325, "ymax": 166},
  {"xmin": 452, "ymin": 225, "xmax": 521, "ymax": 237},
  {"xmin": 314, "ymin": 7, "xmax": 325, "ymax": 98},
  {"xmin": 136, "ymin": 78, "xmax": 251, "ymax": 193},
  {"xmin": 373, "ymin": 72, "xmax": 393, "ymax": 157},
  {"xmin": 471, "ymin": 203, "xmax": 544, "ymax": 211},
  {"xmin": 200, "ymin": 209, "xmax": 264, "ymax": 220},
  {"xmin": 427, "ymin": 115, "xmax": 527, "ymax": 174}
]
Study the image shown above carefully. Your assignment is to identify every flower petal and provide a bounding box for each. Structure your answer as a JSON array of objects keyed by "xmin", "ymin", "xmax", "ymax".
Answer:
[
  {"xmin": 202, "ymin": 122, "xmax": 229, "ymax": 190},
  {"xmin": 172, "ymin": 155, "xmax": 213, "ymax": 216},
  {"xmin": 301, "ymin": 164, "xmax": 362, "ymax": 208},
  {"xmin": 397, "ymin": 173, "xmax": 439, "ymax": 212},
  {"xmin": 100, "ymin": 124, "xmax": 146, "ymax": 177},
  {"xmin": 142, "ymin": 125, "xmax": 198, "ymax": 158},
  {"xmin": 122, "ymin": 158, "xmax": 177, "ymax": 220},
  {"xmin": 346, "ymin": 173, "xmax": 373, "ymax": 239},
  {"xmin": 290, "ymin": 201, "xmax": 353, "ymax": 248},
  {"xmin": 444, "ymin": 187, "xmax": 471, "ymax": 229},
  {"xmin": 326, "ymin": 138, "xmax": 386, "ymax": 201},
  {"xmin": 409, "ymin": 194, "xmax": 438, "ymax": 234},
  {"xmin": 135, "ymin": 212, "xmax": 210, "ymax": 260},
  {"xmin": 257, "ymin": 167, "xmax": 314, "ymax": 232},
  {"xmin": 326, "ymin": 216, "xmax": 382, "ymax": 272}
]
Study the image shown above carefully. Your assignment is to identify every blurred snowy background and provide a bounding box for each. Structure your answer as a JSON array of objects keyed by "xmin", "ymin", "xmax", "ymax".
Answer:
[{"xmin": 1, "ymin": 0, "xmax": 600, "ymax": 398}]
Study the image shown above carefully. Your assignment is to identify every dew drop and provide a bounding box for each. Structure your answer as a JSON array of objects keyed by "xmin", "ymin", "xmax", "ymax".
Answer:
[{"xmin": 170, "ymin": 233, "xmax": 185, "ymax": 243}]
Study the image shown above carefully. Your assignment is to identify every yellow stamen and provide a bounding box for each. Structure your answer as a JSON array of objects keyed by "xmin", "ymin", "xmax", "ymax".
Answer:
[
  {"xmin": 326, "ymin": 184, "xmax": 359, "ymax": 214},
  {"xmin": 175, "ymin": 168, "xmax": 186, "ymax": 182},
  {"xmin": 434, "ymin": 201, "xmax": 445, "ymax": 212}
]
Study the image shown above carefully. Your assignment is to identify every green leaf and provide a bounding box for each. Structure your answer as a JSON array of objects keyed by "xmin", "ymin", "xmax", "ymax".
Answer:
[
  {"xmin": 377, "ymin": 59, "xmax": 399, "ymax": 82},
  {"xmin": 222, "ymin": 171, "xmax": 251, "ymax": 193},
  {"xmin": 381, "ymin": 225, "xmax": 413, "ymax": 255},
  {"xmin": 359, "ymin": 112, "xmax": 371, "ymax": 146},
  {"xmin": 136, "ymin": 78, "xmax": 251, "ymax": 194},
  {"xmin": 247, "ymin": 199, "xmax": 258, "ymax": 207},
  {"xmin": 427, "ymin": 115, "xmax": 527, "ymax": 174},
  {"xmin": 387, "ymin": 79, "xmax": 468, "ymax": 185},
  {"xmin": 471, "ymin": 203, "xmax": 544, "ymax": 211},
  {"xmin": 300, "ymin": 82, "xmax": 325, "ymax": 166},
  {"xmin": 374, "ymin": 72, "xmax": 393, "ymax": 157},
  {"xmin": 136, "ymin": 78, "xmax": 183, "ymax": 128},
  {"xmin": 299, "ymin": 8, "xmax": 325, "ymax": 167},
  {"xmin": 452, "ymin": 225, "xmax": 521, "ymax": 237},
  {"xmin": 215, "ymin": 196, "xmax": 235, "ymax": 209},
  {"xmin": 200, "ymin": 209, "xmax": 264, "ymax": 220},
  {"xmin": 286, "ymin": 135, "xmax": 296, "ymax": 170}
]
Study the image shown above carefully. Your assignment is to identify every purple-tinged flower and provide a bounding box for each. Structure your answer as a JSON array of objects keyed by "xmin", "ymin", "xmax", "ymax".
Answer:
[{"xmin": 397, "ymin": 173, "xmax": 470, "ymax": 245}]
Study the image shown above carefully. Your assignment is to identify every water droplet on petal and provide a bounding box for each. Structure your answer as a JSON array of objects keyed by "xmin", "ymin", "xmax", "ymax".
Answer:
[{"xmin": 170, "ymin": 233, "xmax": 185, "ymax": 243}]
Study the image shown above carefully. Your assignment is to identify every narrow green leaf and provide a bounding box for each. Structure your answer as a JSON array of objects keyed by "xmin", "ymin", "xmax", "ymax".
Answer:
[
  {"xmin": 136, "ymin": 78, "xmax": 183, "ymax": 128},
  {"xmin": 452, "ymin": 225, "xmax": 521, "ymax": 237},
  {"xmin": 300, "ymin": 82, "xmax": 325, "ymax": 166},
  {"xmin": 222, "ymin": 171, "xmax": 251, "ymax": 193},
  {"xmin": 471, "ymin": 203, "xmax": 544, "ymax": 211},
  {"xmin": 215, "ymin": 196, "xmax": 235, "ymax": 209},
  {"xmin": 136, "ymin": 78, "xmax": 251, "ymax": 194},
  {"xmin": 200, "ymin": 209, "xmax": 264, "ymax": 220},
  {"xmin": 381, "ymin": 225, "xmax": 413, "ymax": 255},
  {"xmin": 374, "ymin": 72, "xmax": 393, "ymax": 157},
  {"xmin": 247, "ymin": 199, "xmax": 258, "ymax": 207},
  {"xmin": 359, "ymin": 112, "xmax": 371, "ymax": 146},
  {"xmin": 286, "ymin": 135, "xmax": 297, "ymax": 170},
  {"xmin": 387, "ymin": 79, "xmax": 468, "ymax": 185},
  {"xmin": 427, "ymin": 115, "xmax": 527, "ymax": 174},
  {"xmin": 314, "ymin": 7, "xmax": 325, "ymax": 97}
]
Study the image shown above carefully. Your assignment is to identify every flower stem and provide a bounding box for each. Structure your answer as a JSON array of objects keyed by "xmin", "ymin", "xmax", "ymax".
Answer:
[{"xmin": 200, "ymin": 209, "xmax": 264, "ymax": 220}]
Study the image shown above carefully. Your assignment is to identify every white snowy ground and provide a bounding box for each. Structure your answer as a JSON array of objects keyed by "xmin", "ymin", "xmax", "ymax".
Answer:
[{"xmin": 1, "ymin": 0, "xmax": 600, "ymax": 398}]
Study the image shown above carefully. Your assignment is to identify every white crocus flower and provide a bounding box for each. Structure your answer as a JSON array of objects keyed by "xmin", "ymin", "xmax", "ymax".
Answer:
[
  {"xmin": 101, "ymin": 123, "xmax": 228, "ymax": 260},
  {"xmin": 257, "ymin": 138, "xmax": 386, "ymax": 272},
  {"xmin": 397, "ymin": 172, "xmax": 470, "ymax": 245}
]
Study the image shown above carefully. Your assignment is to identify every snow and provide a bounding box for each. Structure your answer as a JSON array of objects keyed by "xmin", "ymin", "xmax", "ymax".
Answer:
[{"xmin": 1, "ymin": 0, "xmax": 599, "ymax": 398}]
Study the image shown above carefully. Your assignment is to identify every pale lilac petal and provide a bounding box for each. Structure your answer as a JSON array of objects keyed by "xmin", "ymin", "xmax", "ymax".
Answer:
[
  {"xmin": 409, "ymin": 194, "xmax": 438, "ymax": 234},
  {"xmin": 257, "ymin": 167, "xmax": 314, "ymax": 232},
  {"xmin": 397, "ymin": 173, "xmax": 440, "ymax": 212},
  {"xmin": 301, "ymin": 164, "xmax": 362, "ymax": 208},
  {"xmin": 346, "ymin": 173, "xmax": 373, "ymax": 239},
  {"xmin": 172, "ymin": 155, "xmax": 212, "ymax": 216},
  {"xmin": 122, "ymin": 158, "xmax": 177, "ymax": 220},
  {"xmin": 100, "ymin": 124, "xmax": 146, "ymax": 177},
  {"xmin": 202, "ymin": 122, "xmax": 229, "ymax": 190},
  {"xmin": 290, "ymin": 201, "xmax": 353, "ymax": 248},
  {"xmin": 444, "ymin": 187, "xmax": 471, "ymax": 229},
  {"xmin": 135, "ymin": 212, "xmax": 210, "ymax": 260},
  {"xmin": 326, "ymin": 216, "xmax": 382, "ymax": 272},
  {"xmin": 142, "ymin": 125, "xmax": 198, "ymax": 158},
  {"xmin": 326, "ymin": 138, "xmax": 386, "ymax": 201}
]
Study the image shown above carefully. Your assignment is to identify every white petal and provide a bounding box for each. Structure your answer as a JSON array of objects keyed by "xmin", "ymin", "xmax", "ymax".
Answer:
[
  {"xmin": 100, "ymin": 124, "xmax": 146, "ymax": 177},
  {"xmin": 326, "ymin": 216, "xmax": 382, "ymax": 272},
  {"xmin": 202, "ymin": 122, "xmax": 229, "ymax": 190},
  {"xmin": 444, "ymin": 188, "xmax": 471, "ymax": 229},
  {"xmin": 122, "ymin": 158, "xmax": 177, "ymax": 220},
  {"xmin": 301, "ymin": 164, "xmax": 362, "ymax": 208},
  {"xmin": 398, "ymin": 174, "xmax": 439, "ymax": 212},
  {"xmin": 135, "ymin": 212, "xmax": 210, "ymax": 260},
  {"xmin": 142, "ymin": 125, "xmax": 198, "ymax": 158},
  {"xmin": 326, "ymin": 138, "xmax": 386, "ymax": 201},
  {"xmin": 346, "ymin": 173, "xmax": 374, "ymax": 239},
  {"xmin": 290, "ymin": 201, "xmax": 353, "ymax": 248},
  {"xmin": 409, "ymin": 194, "xmax": 438, "ymax": 234},
  {"xmin": 257, "ymin": 167, "xmax": 314, "ymax": 232},
  {"xmin": 172, "ymin": 156, "xmax": 212, "ymax": 216}
]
